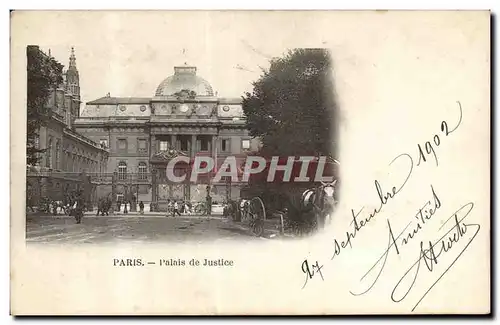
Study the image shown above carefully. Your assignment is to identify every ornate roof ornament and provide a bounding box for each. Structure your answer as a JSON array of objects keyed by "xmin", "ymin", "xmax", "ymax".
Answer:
[
  {"xmin": 151, "ymin": 149, "xmax": 189, "ymax": 162},
  {"xmin": 174, "ymin": 89, "xmax": 197, "ymax": 101}
]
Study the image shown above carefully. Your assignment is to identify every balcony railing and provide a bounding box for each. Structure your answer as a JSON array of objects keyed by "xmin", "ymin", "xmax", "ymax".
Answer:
[{"xmin": 116, "ymin": 172, "xmax": 152, "ymax": 183}]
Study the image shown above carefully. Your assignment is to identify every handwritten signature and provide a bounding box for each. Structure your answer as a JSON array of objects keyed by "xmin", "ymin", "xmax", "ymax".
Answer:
[
  {"xmin": 301, "ymin": 101, "xmax": 480, "ymax": 311},
  {"xmin": 393, "ymin": 202, "xmax": 479, "ymax": 311}
]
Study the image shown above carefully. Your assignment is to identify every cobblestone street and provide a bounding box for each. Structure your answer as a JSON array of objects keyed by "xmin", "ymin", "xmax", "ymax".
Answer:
[{"xmin": 26, "ymin": 213, "xmax": 262, "ymax": 244}]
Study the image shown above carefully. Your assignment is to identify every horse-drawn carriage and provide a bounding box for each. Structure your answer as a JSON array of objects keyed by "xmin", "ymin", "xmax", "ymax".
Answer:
[{"xmin": 226, "ymin": 179, "xmax": 338, "ymax": 238}]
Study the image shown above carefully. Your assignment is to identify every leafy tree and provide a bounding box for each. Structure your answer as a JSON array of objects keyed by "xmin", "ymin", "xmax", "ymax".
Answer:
[
  {"xmin": 241, "ymin": 49, "xmax": 339, "ymax": 223},
  {"xmin": 26, "ymin": 45, "xmax": 63, "ymax": 166},
  {"xmin": 242, "ymin": 48, "xmax": 337, "ymax": 157}
]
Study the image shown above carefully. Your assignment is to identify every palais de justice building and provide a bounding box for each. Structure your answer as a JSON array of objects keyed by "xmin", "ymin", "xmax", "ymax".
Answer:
[{"xmin": 74, "ymin": 64, "xmax": 259, "ymax": 207}]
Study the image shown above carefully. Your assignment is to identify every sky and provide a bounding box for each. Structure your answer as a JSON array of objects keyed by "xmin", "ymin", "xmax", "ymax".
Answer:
[{"xmin": 18, "ymin": 11, "xmax": 310, "ymax": 105}]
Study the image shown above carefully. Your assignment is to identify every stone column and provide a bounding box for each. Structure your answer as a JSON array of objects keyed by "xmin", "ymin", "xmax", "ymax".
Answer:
[
  {"xmin": 151, "ymin": 168, "xmax": 157, "ymax": 212},
  {"xmin": 91, "ymin": 185, "xmax": 97, "ymax": 209},
  {"xmin": 124, "ymin": 183, "xmax": 129, "ymax": 213},
  {"xmin": 211, "ymin": 135, "xmax": 217, "ymax": 181},
  {"xmin": 81, "ymin": 171, "xmax": 92, "ymax": 211},
  {"xmin": 171, "ymin": 134, "xmax": 177, "ymax": 150},
  {"xmin": 111, "ymin": 172, "xmax": 117, "ymax": 214},
  {"xmin": 150, "ymin": 134, "xmax": 156, "ymax": 155},
  {"xmin": 211, "ymin": 135, "xmax": 216, "ymax": 160},
  {"xmin": 191, "ymin": 134, "xmax": 197, "ymax": 157},
  {"xmin": 129, "ymin": 176, "xmax": 137, "ymax": 212},
  {"xmin": 136, "ymin": 184, "xmax": 140, "ymax": 208}
]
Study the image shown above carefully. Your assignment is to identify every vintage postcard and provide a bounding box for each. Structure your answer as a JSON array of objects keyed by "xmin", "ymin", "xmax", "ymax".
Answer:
[{"xmin": 10, "ymin": 10, "xmax": 490, "ymax": 315}]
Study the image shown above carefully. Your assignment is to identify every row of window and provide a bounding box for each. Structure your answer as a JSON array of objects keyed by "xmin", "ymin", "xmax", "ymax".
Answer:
[
  {"xmin": 99, "ymin": 138, "xmax": 251, "ymax": 153},
  {"xmin": 117, "ymin": 161, "xmax": 148, "ymax": 180},
  {"xmin": 43, "ymin": 136, "xmax": 104, "ymax": 173}
]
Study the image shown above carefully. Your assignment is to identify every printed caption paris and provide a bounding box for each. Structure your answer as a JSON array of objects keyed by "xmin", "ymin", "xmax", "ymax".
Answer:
[{"xmin": 113, "ymin": 258, "xmax": 234, "ymax": 267}]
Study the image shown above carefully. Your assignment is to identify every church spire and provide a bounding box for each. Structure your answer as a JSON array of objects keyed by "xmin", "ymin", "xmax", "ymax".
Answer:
[
  {"xmin": 69, "ymin": 46, "xmax": 77, "ymax": 70},
  {"xmin": 65, "ymin": 46, "xmax": 80, "ymax": 101}
]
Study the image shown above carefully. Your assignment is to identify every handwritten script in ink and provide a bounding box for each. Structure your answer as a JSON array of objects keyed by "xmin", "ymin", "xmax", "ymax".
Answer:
[{"xmin": 301, "ymin": 101, "xmax": 480, "ymax": 311}]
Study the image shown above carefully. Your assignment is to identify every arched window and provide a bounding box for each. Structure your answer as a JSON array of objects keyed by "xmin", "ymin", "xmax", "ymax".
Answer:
[
  {"xmin": 55, "ymin": 140, "xmax": 61, "ymax": 170},
  {"xmin": 118, "ymin": 161, "xmax": 127, "ymax": 180},
  {"xmin": 46, "ymin": 137, "xmax": 53, "ymax": 168},
  {"xmin": 138, "ymin": 162, "xmax": 147, "ymax": 180}
]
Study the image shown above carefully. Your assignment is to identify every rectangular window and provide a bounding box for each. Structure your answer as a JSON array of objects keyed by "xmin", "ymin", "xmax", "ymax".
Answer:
[
  {"xmin": 160, "ymin": 141, "xmax": 169, "ymax": 151},
  {"xmin": 200, "ymin": 138, "xmax": 209, "ymax": 151},
  {"xmin": 180, "ymin": 138, "xmax": 188, "ymax": 152},
  {"xmin": 118, "ymin": 162, "xmax": 128, "ymax": 180},
  {"xmin": 138, "ymin": 163, "xmax": 147, "ymax": 180},
  {"xmin": 117, "ymin": 139, "xmax": 127, "ymax": 151},
  {"xmin": 221, "ymin": 139, "xmax": 230, "ymax": 152},
  {"xmin": 138, "ymin": 139, "xmax": 147, "ymax": 153},
  {"xmin": 99, "ymin": 139, "xmax": 108, "ymax": 148},
  {"xmin": 242, "ymin": 139, "xmax": 251, "ymax": 150}
]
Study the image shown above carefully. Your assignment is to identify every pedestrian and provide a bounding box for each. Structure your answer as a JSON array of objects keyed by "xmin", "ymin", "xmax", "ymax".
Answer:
[
  {"xmin": 166, "ymin": 200, "xmax": 172, "ymax": 217},
  {"xmin": 172, "ymin": 200, "xmax": 181, "ymax": 218},
  {"xmin": 124, "ymin": 201, "xmax": 128, "ymax": 214},
  {"xmin": 206, "ymin": 195, "xmax": 212, "ymax": 216},
  {"xmin": 74, "ymin": 190, "xmax": 85, "ymax": 224},
  {"xmin": 139, "ymin": 201, "xmax": 144, "ymax": 215},
  {"xmin": 184, "ymin": 201, "xmax": 191, "ymax": 215}
]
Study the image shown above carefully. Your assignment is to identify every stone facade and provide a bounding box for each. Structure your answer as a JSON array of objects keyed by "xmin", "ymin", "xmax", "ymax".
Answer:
[
  {"xmin": 27, "ymin": 46, "xmax": 109, "ymax": 206},
  {"xmin": 74, "ymin": 65, "xmax": 260, "ymax": 208}
]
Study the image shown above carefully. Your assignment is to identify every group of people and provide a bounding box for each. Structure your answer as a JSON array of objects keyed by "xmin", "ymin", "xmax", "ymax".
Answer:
[
  {"xmin": 115, "ymin": 200, "xmax": 147, "ymax": 215},
  {"xmin": 34, "ymin": 192, "xmax": 215, "ymax": 220},
  {"xmin": 116, "ymin": 200, "xmax": 131, "ymax": 214},
  {"xmin": 165, "ymin": 199, "xmax": 192, "ymax": 218}
]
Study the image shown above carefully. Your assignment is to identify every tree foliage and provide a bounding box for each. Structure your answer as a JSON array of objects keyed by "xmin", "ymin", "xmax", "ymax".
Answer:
[
  {"xmin": 242, "ymin": 48, "xmax": 337, "ymax": 157},
  {"xmin": 241, "ymin": 49, "xmax": 339, "ymax": 217},
  {"xmin": 26, "ymin": 46, "xmax": 63, "ymax": 166}
]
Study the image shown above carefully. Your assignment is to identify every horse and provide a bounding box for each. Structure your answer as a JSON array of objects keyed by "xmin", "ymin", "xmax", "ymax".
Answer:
[
  {"xmin": 301, "ymin": 180, "xmax": 338, "ymax": 229},
  {"xmin": 223, "ymin": 200, "xmax": 239, "ymax": 219},
  {"xmin": 239, "ymin": 199, "xmax": 250, "ymax": 220}
]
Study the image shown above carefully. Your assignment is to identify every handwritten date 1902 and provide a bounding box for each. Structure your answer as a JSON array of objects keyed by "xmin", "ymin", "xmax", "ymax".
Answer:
[{"xmin": 416, "ymin": 101, "xmax": 463, "ymax": 167}]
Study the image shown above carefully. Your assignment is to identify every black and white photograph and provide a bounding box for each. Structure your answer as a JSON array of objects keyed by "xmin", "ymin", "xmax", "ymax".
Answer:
[{"xmin": 25, "ymin": 43, "xmax": 339, "ymax": 243}]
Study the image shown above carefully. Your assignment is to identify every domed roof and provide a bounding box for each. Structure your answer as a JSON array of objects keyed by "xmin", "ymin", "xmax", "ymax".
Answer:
[{"xmin": 155, "ymin": 65, "xmax": 214, "ymax": 97}]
